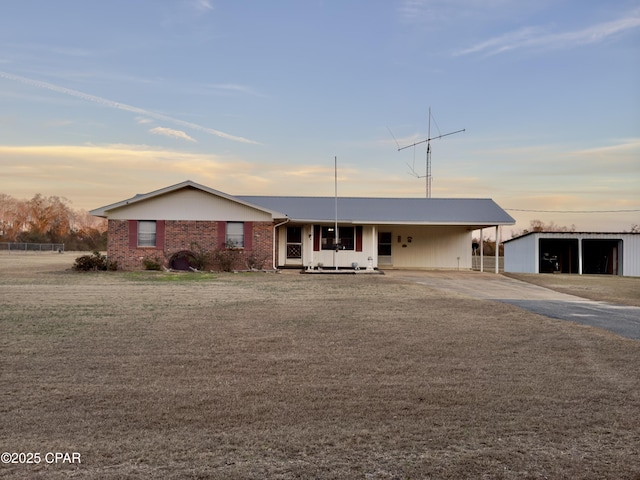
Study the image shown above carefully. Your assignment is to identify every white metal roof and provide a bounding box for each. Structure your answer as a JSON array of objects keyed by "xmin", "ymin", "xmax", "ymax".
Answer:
[{"xmin": 504, "ymin": 231, "xmax": 640, "ymax": 243}]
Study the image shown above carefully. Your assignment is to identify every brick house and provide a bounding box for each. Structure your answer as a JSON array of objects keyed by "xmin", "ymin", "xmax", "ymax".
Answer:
[
  {"xmin": 90, "ymin": 181, "xmax": 286, "ymax": 271},
  {"xmin": 91, "ymin": 180, "xmax": 515, "ymax": 271}
]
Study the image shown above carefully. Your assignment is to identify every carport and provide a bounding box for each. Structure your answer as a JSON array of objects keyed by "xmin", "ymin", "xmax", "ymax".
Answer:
[{"xmin": 504, "ymin": 232, "xmax": 640, "ymax": 277}]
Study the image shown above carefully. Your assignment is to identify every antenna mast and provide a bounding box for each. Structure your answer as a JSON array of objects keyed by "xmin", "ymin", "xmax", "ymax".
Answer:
[{"xmin": 397, "ymin": 107, "xmax": 465, "ymax": 198}]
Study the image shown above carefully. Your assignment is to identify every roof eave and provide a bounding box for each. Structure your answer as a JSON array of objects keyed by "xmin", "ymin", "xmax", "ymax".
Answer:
[{"xmin": 283, "ymin": 219, "xmax": 515, "ymax": 226}]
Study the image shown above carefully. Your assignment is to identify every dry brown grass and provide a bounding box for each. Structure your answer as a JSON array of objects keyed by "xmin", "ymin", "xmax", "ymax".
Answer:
[{"xmin": 1, "ymin": 253, "xmax": 639, "ymax": 479}]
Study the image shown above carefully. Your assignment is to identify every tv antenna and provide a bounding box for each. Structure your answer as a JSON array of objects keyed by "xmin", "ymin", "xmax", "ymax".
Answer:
[{"xmin": 391, "ymin": 107, "xmax": 465, "ymax": 198}]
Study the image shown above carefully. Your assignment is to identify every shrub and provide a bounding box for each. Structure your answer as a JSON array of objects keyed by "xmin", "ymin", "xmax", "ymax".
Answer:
[
  {"xmin": 73, "ymin": 251, "xmax": 118, "ymax": 271},
  {"xmin": 213, "ymin": 243, "xmax": 242, "ymax": 272},
  {"xmin": 142, "ymin": 256, "xmax": 163, "ymax": 271},
  {"xmin": 246, "ymin": 252, "xmax": 269, "ymax": 270},
  {"xmin": 189, "ymin": 242, "xmax": 213, "ymax": 270}
]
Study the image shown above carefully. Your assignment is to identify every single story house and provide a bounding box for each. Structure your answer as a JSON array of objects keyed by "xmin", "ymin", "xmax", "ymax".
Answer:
[
  {"xmin": 504, "ymin": 231, "xmax": 640, "ymax": 277},
  {"xmin": 90, "ymin": 180, "xmax": 515, "ymax": 271}
]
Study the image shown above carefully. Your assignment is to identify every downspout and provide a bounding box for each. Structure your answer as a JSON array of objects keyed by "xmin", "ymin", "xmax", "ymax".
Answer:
[{"xmin": 273, "ymin": 218, "xmax": 290, "ymax": 271}]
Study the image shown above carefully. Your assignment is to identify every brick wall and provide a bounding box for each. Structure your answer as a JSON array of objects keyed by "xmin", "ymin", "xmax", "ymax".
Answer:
[{"xmin": 107, "ymin": 220, "xmax": 274, "ymax": 271}]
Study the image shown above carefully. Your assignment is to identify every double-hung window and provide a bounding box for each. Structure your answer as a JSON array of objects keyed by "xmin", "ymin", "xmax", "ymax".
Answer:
[
  {"xmin": 137, "ymin": 221, "xmax": 157, "ymax": 247},
  {"xmin": 226, "ymin": 222, "xmax": 244, "ymax": 248}
]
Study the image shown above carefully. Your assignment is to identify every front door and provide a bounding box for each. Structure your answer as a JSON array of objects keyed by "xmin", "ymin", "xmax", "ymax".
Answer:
[
  {"xmin": 286, "ymin": 226, "xmax": 303, "ymax": 265},
  {"xmin": 378, "ymin": 231, "xmax": 392, "ymax": 265}
]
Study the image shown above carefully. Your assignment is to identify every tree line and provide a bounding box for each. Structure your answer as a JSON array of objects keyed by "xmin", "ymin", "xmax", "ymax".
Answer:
[{"xmin": 0, "ymin": 193, "xmax": 107, "ymax": 250}]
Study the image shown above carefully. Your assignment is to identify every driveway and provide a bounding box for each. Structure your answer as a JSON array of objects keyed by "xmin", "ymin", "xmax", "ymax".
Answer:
[{"xmin": 386, "ymin": 271, "xmax": 640, "ymax": 340}]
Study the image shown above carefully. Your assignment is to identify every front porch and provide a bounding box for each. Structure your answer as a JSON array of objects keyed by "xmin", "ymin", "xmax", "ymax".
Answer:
[{"xmin": 275, "ymin": 223, "xmax": 479, "ymax": 271}]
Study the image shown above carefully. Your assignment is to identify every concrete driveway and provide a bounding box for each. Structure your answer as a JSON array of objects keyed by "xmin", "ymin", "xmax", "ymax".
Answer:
[{"xmin": 386, "ymin": 270, "xmax": 640, "ymax": 340}]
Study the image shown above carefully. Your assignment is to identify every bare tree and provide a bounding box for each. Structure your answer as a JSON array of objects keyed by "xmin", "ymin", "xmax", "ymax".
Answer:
[
  {"xmin": 0, "ymin": 192, "xmax": 107, "ymax": 249},
  {"xmin": 0, "ymin": 193, "xmax": 28, "ymax": 241},
  {"xmin": 511, "ymin": 219, "xmax": 576, "ymax": 238}
]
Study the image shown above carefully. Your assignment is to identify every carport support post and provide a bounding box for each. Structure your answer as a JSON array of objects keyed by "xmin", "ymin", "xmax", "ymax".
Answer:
[
  {"xmin": 495, "ymin": 225, "xmax": 500, "ymax": 274},
  {"xmin": 480, "ymin": 228, "xmax": 484, "ymax": 272},
  {"xmin": 578, "ymin": 237, "xmax": 583, "ymax": 275}
]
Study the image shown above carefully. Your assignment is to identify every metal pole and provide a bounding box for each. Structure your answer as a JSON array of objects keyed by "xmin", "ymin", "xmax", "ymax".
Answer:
[
  {"xmin": 427, "ymin": 108, "xmax": 431, "ymax": 198},
  {"xmin": 334, "ymin": 156, "xmax": 338, "ymax": 270}
]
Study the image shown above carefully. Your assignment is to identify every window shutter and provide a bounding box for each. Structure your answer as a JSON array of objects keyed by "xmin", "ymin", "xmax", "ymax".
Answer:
[
  {"xmin": 356, "ymin": 226, "xmax": 363, "ymax": 252},
  {"xmin": 244, "ymin": 222, "xmax": 253, "ymax": 250},
  {"xmin": 217, "ymin": 221, "xmax": 227, "ymax": 248},
  {"xmin": 128, "ymin": 220, "xmax": 137, "ymax": 248},
  {"xmin": 155, "ymin": 220, "xmax": 165, "ymax": 249},
  {"xmin": 313, "ymin": 225, "xmax": 320, "ymax": 251}
]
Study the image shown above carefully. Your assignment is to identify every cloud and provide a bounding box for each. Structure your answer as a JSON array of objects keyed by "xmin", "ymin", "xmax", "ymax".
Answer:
[
  {"xmin": 488, "ymin": 138, "xmax": 640, "ymax": 177},
  {"xmin": 1, "ymin": 140, "xmax": 637, "ymax": 232},
  {"xmin": 0, "ymin": 144, "xmax": 259, "ymax": 208},
  {"xmin": 455, "ymin": 10, "xmax": 640, "ymax": 56},
  {"xmin": 204, "ymin": 83, "xmax": 267, "ymax": 98},
  {"xmin": 192, "ymin": 0, "xmax": 213, "ymax": 13},
  {"xmin": 0, "ymin": 144, "xmax": 427, "ymax": 209},
  {"xmin": 150, "ymin": 126, "xmax": 196, "ymax": 142},
  {"xmin": 399, "ymin": 0, "xmax": 515, "ymax": 23},
  {"xmin": 45, "ymin": 119, "xmax": 74, "ymax": 127},
  {"xmin": 0, "ymin": 70, "xmax": 259, "ymax": 144},
  {"xmin": 136, "ymin": 117, "xmax": 154, "ymax": 124}
]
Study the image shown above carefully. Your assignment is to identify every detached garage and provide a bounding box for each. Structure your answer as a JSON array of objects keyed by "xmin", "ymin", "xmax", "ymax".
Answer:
[{"xmin": 504, "ymin": 232, "xmax": 640, "ymax": 277}]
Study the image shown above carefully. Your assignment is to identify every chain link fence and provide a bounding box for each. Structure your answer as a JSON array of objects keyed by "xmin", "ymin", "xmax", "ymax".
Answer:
[{"xmin": 0, "ymin": 242, "xmax": 65, "ymax": 252}]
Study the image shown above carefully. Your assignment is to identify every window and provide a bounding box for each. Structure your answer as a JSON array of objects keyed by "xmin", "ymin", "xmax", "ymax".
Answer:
[
  {"xmin": 321, "ymin": 226, "xmax": 354, "ymax": 250},
  {"xmin": 226, "ymin": 222, "xmax": 244, "ymax": 247},
  {"xmin": 138, "ymin": 221, "xmax": 157, "ymax": 247}
]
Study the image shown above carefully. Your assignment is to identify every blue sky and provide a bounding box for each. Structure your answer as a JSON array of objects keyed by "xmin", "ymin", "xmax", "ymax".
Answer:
[{"xmin": 1, "ymin": 0, "xmax": 639, "ymax": 234}]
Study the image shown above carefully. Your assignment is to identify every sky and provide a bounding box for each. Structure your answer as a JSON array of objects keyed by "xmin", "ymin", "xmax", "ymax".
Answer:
[{"xmin": 1, "ymin": 0, "xmax": 639, "ymax": 236}]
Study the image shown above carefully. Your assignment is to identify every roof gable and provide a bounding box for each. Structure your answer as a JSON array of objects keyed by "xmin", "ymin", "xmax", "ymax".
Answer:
[{"xmin": 90, "ymin": 180, "xmax": 286, "ymax": 220}]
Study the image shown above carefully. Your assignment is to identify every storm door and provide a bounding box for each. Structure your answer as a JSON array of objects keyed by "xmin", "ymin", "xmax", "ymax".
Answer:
[{"xmin": 286, "ymin": 226, "xmax": 303, "ymax": 265}]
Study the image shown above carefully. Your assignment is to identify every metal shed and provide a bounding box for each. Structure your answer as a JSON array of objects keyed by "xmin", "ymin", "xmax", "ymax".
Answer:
[{"xmin": 504, "ymin": 232, "xmax": 640, "ymax": 277}]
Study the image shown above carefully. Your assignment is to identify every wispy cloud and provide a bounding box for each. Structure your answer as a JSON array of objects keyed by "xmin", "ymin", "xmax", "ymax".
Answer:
[
  {"xmin": 455, "ymin": 10, "xmax": 640, "ymax": 56},
  {"xmin": 150, "ymin": 126, "xmax": 196, "ymax": 142},
  {"xmin": 399, "ymin": 0, "xmax": 514, "ymax": 23},
  {"xmin": 136, "ymin": 117, "xmax": 154, "ymax": 125},
  {"xmin": 0, "ymin": 71, "xmax": 259, "ymax": 144},
  {"xmin": 203, "ymin": 83, "xmax": 267, "ymax": 98},
  {"xmin": 192, "ymin": 0, "xmax": 213, "ymax": 13},
  {"xmin": 45, "ymin": 119, "xmax": 74, "ymax": 127},
  {"xmin": 0, "ymin": 144, "xmax": 426, "ymax": 208}
]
